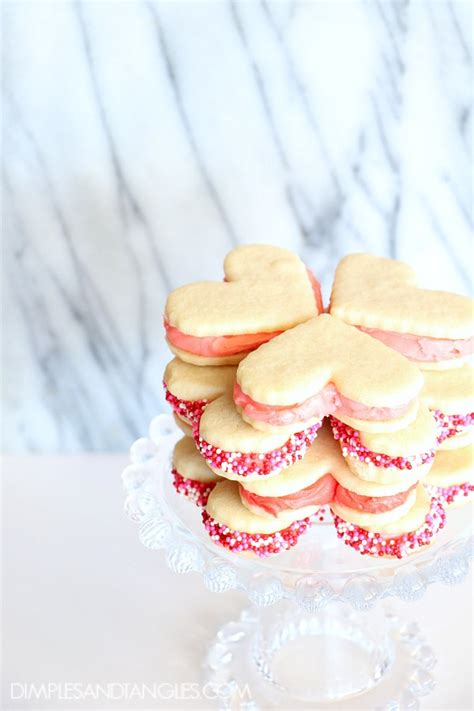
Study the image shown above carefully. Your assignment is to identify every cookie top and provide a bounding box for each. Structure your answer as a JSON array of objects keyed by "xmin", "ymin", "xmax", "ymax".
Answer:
[
  {"xmin": 331, "ymin": 486, "xmax": 418, "ymax": 531},
  {"xmin": 426, "ymin": 444, "xmax": 474, "ymax": 486},
  {"xmin": 172, "ymin": 436, "xmax": 221, "ymax": 483},
  {"xmin": 359, "ymin": 406, "xmax": 438, "ymax": 457},
  {"xmin": 242, "ymin": 425, "xmax": 332, "ymax": 496},
  {"xmin": 165, "ymin": 245, "xmax": 318, "ymax": 337},
  {"xmin": 438, "ymin": 427, "xmax": 473, "ymax": 451},
  {"xmin": 370, "ymin": 484, "xmax": 431, "ymax": 536},
  {"xmin": 164, "ymin": 358, "xmax": 236, "ymax": 401},
  {"xmin": 242, "ymin": 422, "xmax": 422, "ymax": 498},
  {"xmin": 206, "ymin": 479, "xmax": 305, "ymax": 534},
  {"xmin": 199, "ymin": 394, "xmax": 290, "ymax": 454},
  {"xmin": 332, "ymin": 453, "xmax": 421, "ymax": 496},
  {"xmin": 173, "ymin": 413, "xmax": 193, "ymax": 437},
  {"xmin": 421, "ymin": 363, "xmax": 474, "ymax": 415},
  {"xmin": 330, "ymin": 254, "xmax": 473, "ymax": 339},
  {"xmin": 237, "ymin": 314, "xmax": 423, "ymax": 408}
]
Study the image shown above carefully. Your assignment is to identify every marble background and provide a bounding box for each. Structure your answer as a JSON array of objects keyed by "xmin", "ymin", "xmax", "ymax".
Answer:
[{"xmin": 3, "ymin": 0, "xmax": 472, "ymax": 452}]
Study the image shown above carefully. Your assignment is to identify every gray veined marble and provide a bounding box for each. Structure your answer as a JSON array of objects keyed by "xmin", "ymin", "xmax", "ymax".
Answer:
[{"xmin": 2, "ymin": 0, "xmax": 472, "ymax": 452}]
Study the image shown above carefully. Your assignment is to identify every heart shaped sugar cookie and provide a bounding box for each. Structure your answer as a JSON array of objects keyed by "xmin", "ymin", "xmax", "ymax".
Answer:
[
  {"xmin": 420, "ymin": 364, "xmax": 474, "ymax": 450},
  {"xmin": 241, "ymin": 423, "xmax": 341, "ymax": 498},
  {"xmin": 238, "ymin": 423, "xmax": 339, "ymax": 520},
  {"xmin": 164, "ymin": 244, "xmax": 322, "ymax": 365},
  {"xmin": 426, "ymin": 443, "xmax": 473, "ymax": 489},
  {"xmin": 172, "ymin": 436, "xmax": 221, "ymax": 484},
  {"xmin": 329, "ymin": 254, "xmax": 474, "ymax": 370},
  {"xmin": 425, "ymin": 444, "xmax": 474, "ymax": 508},
  {"xmin": 330, "ymin": 406, "xmax": 438, "ymax": 484},
  {"xmin": 203, "ymin": 480, "xmax": 313, "ymax": 556},
  {"xmin": 333, "ymin": 484, "xmax": 446, "ymax": 558},
  {"xmin": 235, "ymin": 314, "xmax": 424, "ymax": 434},
  {"xmin": 195, "ymin": 393, "xmax": 322, "ymax": 480},
  {"xmin": 171, "ymin": 436, "xmax": 220, "ymax": 507},
  {"xmin": 421, "ymin": 363, "xmax": 474, "ymax": 415},
  {"xmin": 163, "ymin": 357, "xmax": 236, "ymax": 427}
]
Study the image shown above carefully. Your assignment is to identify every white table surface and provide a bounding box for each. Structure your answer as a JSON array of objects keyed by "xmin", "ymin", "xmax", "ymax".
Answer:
[{"xmin": 2, "ymin": 455, "xmax": 472, "ymax": 710}]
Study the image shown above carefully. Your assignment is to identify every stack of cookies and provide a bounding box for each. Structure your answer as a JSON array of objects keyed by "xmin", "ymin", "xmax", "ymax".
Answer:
[
  {"xmin": 329, "ymin": 255, "xmax": 474, "ymax": 515},
  {"xmin": 162, "ymin": 246, "xmax": 473, "ymax": 559}
]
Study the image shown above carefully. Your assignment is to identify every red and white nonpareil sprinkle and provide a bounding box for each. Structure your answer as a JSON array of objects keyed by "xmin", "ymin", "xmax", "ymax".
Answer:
[
  {"xmin": 163, "ymin": 381, "xmax": 207, "ymax": 425},
  {"xmin": 330, "ymin": 416, "xmax": 435, "ymax": 470},
  {"xmin": 433, "ymin": 410, "xmax": 474, "ymax": 444},
  {"xmin": 171, "ymin": 468, "xmax": 216, "ymax": 507},
  {"xmin": 427, "ymin": 481, "xmax": 473, "ymax": 507},
  {"xmin": 202, "ymin": 511, "xmax": 312, "ymax": 556},
  {"xmin": 193, "ymin": 421, "xmax": 322, "ymax": 478},
  {"xmin": 313, "ymin": 505, "xmax": 334, "ymax": 524},
  {"xmin": 332, "ymin": 496, "xmax": 446, "ymax": 559}
]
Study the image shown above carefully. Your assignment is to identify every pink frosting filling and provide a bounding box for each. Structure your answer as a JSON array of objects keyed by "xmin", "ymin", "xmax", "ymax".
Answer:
[
  {"xmin": 164, "ymin": 320, "xmax": 282, "ymax": 357},
  {"xmin": 359, "ymin": 327, "xmax": 473, "ymax": 363},
  {"xmin": 240, "ymin": 473, "xmax": 336, "ymax": 517},
  {"xmin": 334, "ymin": 482, "xmax": 417, "ymax": 514},
  {"xmin": 164, "ymin": 268, "xmax": 323, "ymax": 358},
  {"xmin": 234, "ymin": 383, "xmax": 411, "ymax": 427}
]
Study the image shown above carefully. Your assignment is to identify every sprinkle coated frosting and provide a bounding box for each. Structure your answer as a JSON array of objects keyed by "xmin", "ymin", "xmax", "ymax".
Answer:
[
  {"xmin": 202, "ymin": 511, "xmax": 312, "ymax": 556},
  {"xmin": 427, "ymin": 481, "xmax": 474, "ymax": 507},
  {"xmin": 330, "ymin": 416, "xmax": 435, "ymax": 470},
  {"xmin": 193, "ymin": 421, "xmax": 322, "ymax": 478},
  {"xmin": 333, "ymin": 497, "xmax": 446, "ymax": 559},
  {"xmin": 163, "ymin": 382, "xmax": 207, "ymax": 425},
  {"xmin": 172, "ymin": 468, "xmax": 216, "ymax": 507},
  {"xmin": 433, "ymin": 410, "xmax": 474, "ymax": 444}
]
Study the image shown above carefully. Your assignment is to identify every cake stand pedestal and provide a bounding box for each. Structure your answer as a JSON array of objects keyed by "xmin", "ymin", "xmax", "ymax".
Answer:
[{"xmin": 122, "ymin": 415, "xmax": 472, "ymax": 710}]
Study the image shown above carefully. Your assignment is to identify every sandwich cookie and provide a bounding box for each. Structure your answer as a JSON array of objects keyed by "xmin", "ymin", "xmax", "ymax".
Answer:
[
  {"xmin": 235, "ymin": 314, "xmax": 423, "ymax": 435},
  {"xmin": 203, "ymin": 480, "xmax": 312, "ymax": 556},
  {"xmin": 172, "ymin": 436, "xmax": 221, "ymax": 507},
  {"xmin": 330, "ymin": 438, "xmax": 424, "ymax": 532},
  {"xmin": 239, "ymin": 424, "xmax": 340, "ymax": 522},
  {"xmin": 163, "ymin": 357, "xmax": 236, "ymax": 428},
  {"xmin": 194, "ymin": 393, "xmax": 322, "ymax": 480},
  {"xmin": 164, "ymin": 245, "xmax": 322, "ymax": 365},
  {"xmin": 421, "ymin": 364, "xmax": 474, "ymax": 450},
  {"xmin": 332, "ymin": 485, "xmax": 445, "ymax": 559},
  {"xmin": 173, "ymin": 413, "xmax": 193, "ymax": 438},
  {"xmin": 330, "ymin": 406, "xmax": 438, "ymax": 484},
  {"xmin": 424, "ymin": 444, "xmax": 474, "ymax": 508},
  {"xmin": 330, "ymin": 254, "xmax": 473, "ymax": 370}
]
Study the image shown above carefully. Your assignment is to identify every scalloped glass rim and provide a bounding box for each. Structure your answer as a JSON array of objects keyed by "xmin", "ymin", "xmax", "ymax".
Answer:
[{"xmin": 123, "ymin": 414, "xmax": 473, "ymax": 608}]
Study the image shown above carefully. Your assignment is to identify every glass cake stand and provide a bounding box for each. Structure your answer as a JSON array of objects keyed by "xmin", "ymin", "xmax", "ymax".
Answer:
[{"xmin": 122, "ymin": 415, "xmax": 473, "ymax": 710}]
